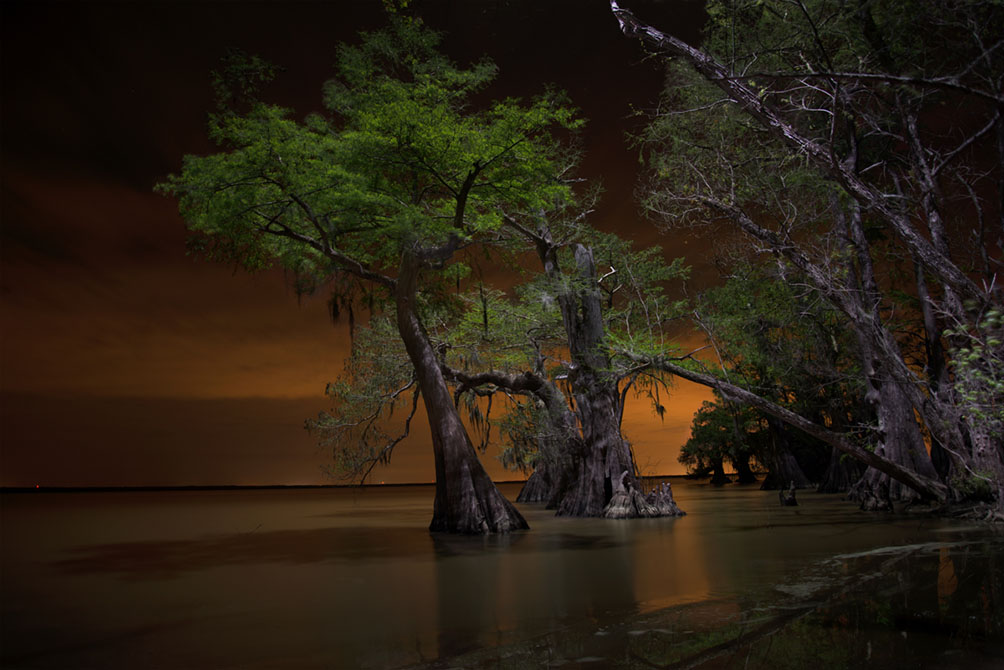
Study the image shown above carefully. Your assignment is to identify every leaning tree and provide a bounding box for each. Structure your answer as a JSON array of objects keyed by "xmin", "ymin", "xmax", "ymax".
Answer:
[
  {"xmin": 611, "ymin": 0, "xmax": 1003, "ymax": 513},
  {"xmin": 159, "ymin": 20, "xmax": 583, "ymax": 533}
]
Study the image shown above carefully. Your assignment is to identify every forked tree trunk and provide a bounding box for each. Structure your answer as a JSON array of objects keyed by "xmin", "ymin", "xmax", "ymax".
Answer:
[
  {"xmin": 396, "ymin": 254, "xmax": 528, "ymax": 534},
  {"xmin": 519, "ymin": 222, "xmax": 681, "ymax": 518},
  {"xmin": 552, "ymin": 245, "xmax": 682, "ymax": 518},
  {"xmin": 557, "ymin": 380, "xmax": 641, "ymax": 516},
  {"xmin": 835, "ymin": 199, "xmax": 941, "ymax": 509}
]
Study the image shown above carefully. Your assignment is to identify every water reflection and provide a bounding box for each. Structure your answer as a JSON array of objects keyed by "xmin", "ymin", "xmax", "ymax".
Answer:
[
  {"xmin": 53, "ymin": 526, "xmax": 434, "ymax": 579},
  {"xmin": 1, "ymin": 483, "xmax": 1001, "ymax": 668}
]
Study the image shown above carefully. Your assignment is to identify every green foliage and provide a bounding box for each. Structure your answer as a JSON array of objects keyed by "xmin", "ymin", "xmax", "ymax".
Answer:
[
  {"xmin": 947, "ymin": 307, "xmax": 1004, "ymax": 440},
  {"xmin": 588, "ymin": 231, "xmax": 690, "ymax": 340},
  {"xmin": 641, "ymin": 0, "xmax": 1003, "ymax": 266},
  {"xmin": 158, "ymin": 20, "xmax": 590, "ymax": 482},
  {"xmin": 951, "ymin": 469, "xmax": 996, "ymax": 502},
  {"xmin": 309, "ymin": 316, "xmax": 417, "ymax": 482},
  {"xmin": 637, "ymin": 57, "xmax": 832, "ymax": 231},
  {"xmin": 635, "ymin": 0, "xmax": 1002, "ymax": 503},
  {"xmin": 209, "ymin": 49, "xmax": 280, "ymax": 115},
  {"xmin": 494, "ymin": 398, "xmax": 556, "ymax": 473},
  {"xmin": 678, "ymin": 266, "xmax": 870, "ymax": 480},
  {"xmin": 679, "ymin": 398, "xmax": 764, "ymax": 475},
  {"xmin": 696, "ymin": 264, "xmax": 862, "ymax": 408},
  {"xmin": 159, "ymin": 18, "xmax": 581, "ymax": 290}
]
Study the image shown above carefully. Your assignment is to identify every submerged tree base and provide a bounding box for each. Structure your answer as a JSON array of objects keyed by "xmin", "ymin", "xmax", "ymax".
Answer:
[
  {"xmin": 515, "ymin": 465, "xmax": 566, "ymax": 507},
  {"xmin": 603, "ymin": 473, "xmax": 686, "ymax": 519},
  {"xmin": 429, "ymin": 461, "xmax": 529, "ymax": 535}
]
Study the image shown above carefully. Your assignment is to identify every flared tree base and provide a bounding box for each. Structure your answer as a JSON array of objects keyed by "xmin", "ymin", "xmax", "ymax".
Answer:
[
  {"xmin": 429, "ymin": 460, "xmax": 529, "ymax": 534},
  {"xmin": 602, "ymin": 473, "xmax": 686, "ymax": 519}
]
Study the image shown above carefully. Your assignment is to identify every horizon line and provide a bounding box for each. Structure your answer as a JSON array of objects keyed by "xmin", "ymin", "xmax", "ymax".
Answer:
[{"xmin": 0, "ymin": 476, "xmax": 690, "ymax": 494}]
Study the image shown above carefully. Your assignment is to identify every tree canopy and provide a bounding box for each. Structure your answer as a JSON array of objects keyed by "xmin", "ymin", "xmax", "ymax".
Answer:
[
  {"xmin": 160, "ymin": 18, "xmax": 586, "ymax": 534},
  {"xmin": 612, "ymin": 0, "xmax": 1003, "ymax": 514}
]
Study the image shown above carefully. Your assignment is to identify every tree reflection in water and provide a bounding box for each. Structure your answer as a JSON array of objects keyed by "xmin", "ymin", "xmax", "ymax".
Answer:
[{"xmin": 2, "ymin": 484, "xmax": 1001, "ymax": 668}]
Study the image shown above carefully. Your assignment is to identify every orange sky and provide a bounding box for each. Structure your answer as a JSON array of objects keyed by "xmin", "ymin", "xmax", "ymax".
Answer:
[
  {"xmin": 0, "ymin": 168, "xmax": 714, "ymax": 486},
  {"xmin": 0, "ymin": 0, "xmax": 712, "ymax": 487}
]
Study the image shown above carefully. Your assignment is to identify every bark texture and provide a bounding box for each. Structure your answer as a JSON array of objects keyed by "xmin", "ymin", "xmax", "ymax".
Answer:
[
  {"xmin": 554, "ymin": 245, "xmax": 682, "ymax": 517},
  {"xmin": 508, "ymin": 214, "xmax": 684, "ymax": 518},
  {"xmin": 516, "ymin": 462, "xmax": 565, "ymax": 505},
  {"xmin": 396, "ymin": 253, "xmax": 528, "ymax": 534},
  {"xmin": 602, "ymin": 471, "xmax": 686, "ymax": 518},
  {"xmin": 838, "ymin": 202, "xmax": 941, "ymax": 508}
]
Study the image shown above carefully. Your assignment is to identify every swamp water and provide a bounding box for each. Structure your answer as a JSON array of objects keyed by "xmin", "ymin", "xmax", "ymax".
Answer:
[{"xmin": 1, "ymin": 481, "xmax": 1001, "ymax": 669}]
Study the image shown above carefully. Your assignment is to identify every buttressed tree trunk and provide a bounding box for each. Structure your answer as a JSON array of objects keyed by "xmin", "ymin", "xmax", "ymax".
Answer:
[
  {"xmin": 516, "ymin": 384, "xmax": 576, "ymax": 507},
  {"xmin": 396, "ymin": 253, "xmax": 528, "ymax": 534},
  {"xmin": 818, "ymin": 446, "xmax": 865, "ymax": 494},
  {"xmin": 505, "ymin": 213, "xmax": 682, "ymax": 517},
  {"xmin": 838, "ymin": 203, "xmax": 941, "ymax": 510},
  {"xmin": 846, "ymin": 350, "xmax": 941, "ymax": 510},
  {"xmin": 554, "ymin": 245, "xmax": 682, "ymax": 518}
]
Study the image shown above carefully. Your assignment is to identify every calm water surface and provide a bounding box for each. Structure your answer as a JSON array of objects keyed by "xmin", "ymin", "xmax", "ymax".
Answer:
[{"xmin": 1, "ymin": 481, "xmax": 1001, "ymax": 668}]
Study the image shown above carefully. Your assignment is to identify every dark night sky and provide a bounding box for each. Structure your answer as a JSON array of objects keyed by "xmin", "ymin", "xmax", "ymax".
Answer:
[{"xmin": 0, "ymin": 0, "xmax": 715, "ymax": 487}]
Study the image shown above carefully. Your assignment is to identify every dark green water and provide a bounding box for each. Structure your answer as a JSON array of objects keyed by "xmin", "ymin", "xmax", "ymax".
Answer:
[{"xmin": 1, "ymin": 481, "xmax": 1001, "ymax": 668}]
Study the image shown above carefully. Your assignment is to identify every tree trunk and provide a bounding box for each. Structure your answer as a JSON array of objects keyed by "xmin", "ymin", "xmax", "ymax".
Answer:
[
  {"xmin": 847, "ymin": 372, "xmax": 941, "ymax": 509},
  {"xmin": 516, "ymin": 458, "xmax": 569, "ymax": 506},
  {"xmin": 709, "ymin": 457, "xmax": 731, "ymax": 487},
  {"xmin": 552, "ymin": 244, "xmax": 682, "ymax": 518},
  {"xmin": 556, "ymin": 380, "xmax": 640, "ymax": 516},
  {"xmin": 604, "ymin": 469, "xmax": 661, "ymax": 518},
  {"xmin": 731, "ymin": 452, "xmax": 757, "ymax": 484},
  {"xmin": 914, "ymin": 263, "xmax": 953, "ymax": 479},
  {"xmin": 526, "ymin": 379, "xmax": 577, "ymax": 508},
  {"xmin": 833, "ymin": 199, "xmax": 941, "ymax": 508},
  {"xmin": 518, "ymin": 223, "xmax": 682, "ymax": 518},
  {"xmin": 760, "ymin": 417, "xmax": 812, "ymax": 490},
  {"xmin": 396, "ymin": 253, "xmax": 528, "ymax": 534},
  {"xmin": 818, "ymin": 446, "xmax": 865, "ymax": 493}
]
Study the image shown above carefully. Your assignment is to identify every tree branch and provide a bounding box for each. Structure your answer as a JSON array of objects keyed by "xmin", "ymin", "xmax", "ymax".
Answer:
[
  {"xmin": 609, "ymin": 1, "xmax": 986, "ymax": 302},
  {"xmin": 623, "ymin": 351, "xmax": 949, "ymax": 501}
]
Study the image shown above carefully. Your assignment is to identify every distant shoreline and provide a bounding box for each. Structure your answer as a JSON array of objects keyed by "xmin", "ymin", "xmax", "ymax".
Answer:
[{"xmin": 0, "ymin": 476, "xmax": 688, "ymax": 494}]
